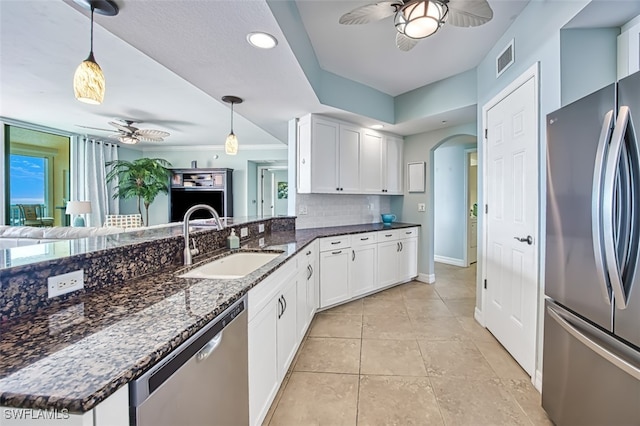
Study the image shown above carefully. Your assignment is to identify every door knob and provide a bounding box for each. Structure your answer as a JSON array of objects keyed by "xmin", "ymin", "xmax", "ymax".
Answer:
[{"xmin": 514, "ymin": 235, "xmax": 533, "ymax": 245}]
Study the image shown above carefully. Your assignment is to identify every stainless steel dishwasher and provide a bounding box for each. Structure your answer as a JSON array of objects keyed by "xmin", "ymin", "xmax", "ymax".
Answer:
[{"xmin": 130, "ymin": 296, "xmax": 248, "ymax": 426}]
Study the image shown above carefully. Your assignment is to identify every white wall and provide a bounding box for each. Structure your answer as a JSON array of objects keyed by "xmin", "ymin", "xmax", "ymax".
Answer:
[{"xmin": 141, "ymin": 146, "xmax": 287, "ymax": 225}]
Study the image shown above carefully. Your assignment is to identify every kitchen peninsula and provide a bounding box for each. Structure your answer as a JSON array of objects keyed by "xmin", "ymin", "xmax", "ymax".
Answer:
[{"xmin": 0, "ymin": 217, "xmax": 419, "ymax": 425}]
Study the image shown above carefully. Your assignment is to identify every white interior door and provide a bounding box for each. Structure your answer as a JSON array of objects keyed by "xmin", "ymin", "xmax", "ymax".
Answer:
[
  {"xmin": 484, "ymin": 76, "xmax": 538, "ymax": 376},
  {"xmin": 260, "ymin": 168, "xmax": 275, "ymax": 217}
]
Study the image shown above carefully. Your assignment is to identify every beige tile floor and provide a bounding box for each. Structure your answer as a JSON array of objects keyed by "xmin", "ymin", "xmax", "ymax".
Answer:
[{"xmin": 263, "ymin": 263, "xmax": 552, "ymax": 426}]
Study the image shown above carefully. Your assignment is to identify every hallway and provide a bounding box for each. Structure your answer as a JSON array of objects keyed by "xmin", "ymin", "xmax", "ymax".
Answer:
[{"xmin": 263, "ymin": 263, "xmax": 551, "ymax": 425}]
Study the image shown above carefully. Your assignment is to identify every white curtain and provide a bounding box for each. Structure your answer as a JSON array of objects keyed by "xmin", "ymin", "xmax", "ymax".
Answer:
[{"xmin": 73, "ymin": 138, "xmax": 119, "ymax": 227}]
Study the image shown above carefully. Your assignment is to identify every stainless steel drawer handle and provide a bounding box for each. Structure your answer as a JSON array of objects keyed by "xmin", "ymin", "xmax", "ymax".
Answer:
[
  {"xmin": 196, "ymin": 332, "xmax": 223, "ymax": 362},
  {"xmin": 331, "ymin": 241, "xmax": 341, "ymax": 245},
  {"xmin": 360, "ymin": 237, "xmax": 369, "ymax": 241},
  {"xmin": 332, "ymin": 250, "xmax": 342, "ymax": 255},
  {"xmin": 385, "ymin": 234, "xmax": 393, "ymax": 237}
]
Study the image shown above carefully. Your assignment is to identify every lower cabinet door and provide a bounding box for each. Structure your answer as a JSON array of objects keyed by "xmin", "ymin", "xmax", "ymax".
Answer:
[
  {"xmin": 350, "ymin": 245, "xmax": 377, "ymax": 297},
  {"xmin": 277, "ymin": 275, "xmax": 298, "ymax": 380},
  {"xmin": 377, "ymin": 241, "xmax": 399, "ymax": 288},
  {"xmin": 319, "ymin": 249, "xmax": 351, "ymax": 307},
  {"xmin": 399, "ymin": 237, "xmax": 418, "ymax": 282},
  {"xmin": 248, "ymin": 301, "xmax": 278, "ymax": 426},
  {"xmin": 307, "ymin": 258, "xmax": 317, "ymax": 324}
]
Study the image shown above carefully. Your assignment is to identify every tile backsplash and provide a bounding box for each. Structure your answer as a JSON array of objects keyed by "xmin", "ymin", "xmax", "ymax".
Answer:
[{"xmin": 296, "ymin": 194, "xmax": 392, "ymax": 229}]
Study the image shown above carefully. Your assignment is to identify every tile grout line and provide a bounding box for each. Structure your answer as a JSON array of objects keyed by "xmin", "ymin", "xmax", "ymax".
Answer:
[{"xmin": 355, "ymin": 291, "xmax": 365, "ymax": 426}]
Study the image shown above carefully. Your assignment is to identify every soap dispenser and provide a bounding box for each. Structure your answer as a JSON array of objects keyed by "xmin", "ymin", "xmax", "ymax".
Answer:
[{"xmin": 228, "ymin": 228, "xmax": 240, "ymax": 249}]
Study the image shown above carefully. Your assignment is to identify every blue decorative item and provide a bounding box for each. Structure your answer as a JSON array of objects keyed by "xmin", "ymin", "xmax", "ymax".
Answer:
[
  {"xmin": 381, "ymin": 213, "xmax": 396, "ymax": 225},
  {"xmin": 73, "ymin": 216, "xmax": 86, "ymax": 227}
]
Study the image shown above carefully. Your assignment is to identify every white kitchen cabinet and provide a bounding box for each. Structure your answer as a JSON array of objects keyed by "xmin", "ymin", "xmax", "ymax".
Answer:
[
  {"xmin": 384, "ymin": 135, "xmax": 404, "ymax": 194},
  {"xmin": 297, "ymin": 114, "xmax": 403, "ymax": 195},
  {"xmin": 361, "ymin": 129, "xmax": 384, "ymax": 193},
  {"xmin": 248, "ymin": 263, "xmax": 297, "ymax": 426},
  {"xmin": 297, "ymin": 115, "xmax": 361, "ymax": 194},
  {"xmin": 296, "ymin": 242, "xmax": 318, "ymax": 340},
  {"xmin": 376, "ymin": 227, "xmax": 419, "ymax": 288},
  {"xmin": 350, "ymin": 232, "xmax": 378, "ymax": 297},
  {"xmin": 277, "ymin": 274, "xmax": 298, "ymax": 380},
  {"xmin": 248, "ymin": 297, "xmax": 279, "ymax": 426},
  {"xmin": 319, "ymin": 235, "xmax": 351, "ymax": 308}
]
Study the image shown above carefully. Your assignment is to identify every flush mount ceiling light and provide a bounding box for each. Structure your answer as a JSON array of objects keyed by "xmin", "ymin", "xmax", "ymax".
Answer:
[
  {"xmin": 247, "ymin": 32, "xmax": 278, "ymax": 49},
  {"xmin": 339, "ymin": 0, "xmax": 492, "ymax": 51},
  {"xmin": 72, "ymin": 0, "xmax": 119, "ymax": 105},
  {"xmin": 222, "ymin": 96, "xmax": 243, "ymax": 155}
]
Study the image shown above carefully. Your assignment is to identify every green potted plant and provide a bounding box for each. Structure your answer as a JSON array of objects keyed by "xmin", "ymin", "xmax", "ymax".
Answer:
[{"xmin": 106, "ymin": 158, "xmax": 172, "ymax": 226}]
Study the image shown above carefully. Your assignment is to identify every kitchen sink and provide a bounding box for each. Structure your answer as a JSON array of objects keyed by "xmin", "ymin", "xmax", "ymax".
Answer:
[{"xmin": 178, "ymin": 251, "xmax": 282, "ymax": 279}]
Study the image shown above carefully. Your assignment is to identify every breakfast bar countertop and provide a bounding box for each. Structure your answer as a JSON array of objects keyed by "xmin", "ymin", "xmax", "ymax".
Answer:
[{"xmin": 0, "ymin": 222, "xmax": 419, "ymax": 413}]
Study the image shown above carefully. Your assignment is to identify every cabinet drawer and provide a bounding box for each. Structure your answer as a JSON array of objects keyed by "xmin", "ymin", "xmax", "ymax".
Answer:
[
  {"xmin": 400, "ymin": 227, "xmax": 419, "ymax": 238},
  {"xmin": 319, "ymin": 236, "xmax": 351, "ymax": 251},
  {"xmin": 301, "ymin": 241, "xmax": 317, "ymax": 259},
  {"xmin": 377, "ymin": 229, "xmax": 400, "ymax": 242},
  {"xmin": 351, "ymin": 232, "xmax": 377, "ymax": 247}
]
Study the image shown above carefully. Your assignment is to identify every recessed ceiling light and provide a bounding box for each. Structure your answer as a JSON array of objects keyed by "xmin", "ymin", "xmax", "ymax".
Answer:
[
  {"xmin": 247, "ymin": 32, "xmax": 278, "ymax": 49},
  {"xmin": 371, "ymin": 124, "xmax": 384, "ymax": 129}
]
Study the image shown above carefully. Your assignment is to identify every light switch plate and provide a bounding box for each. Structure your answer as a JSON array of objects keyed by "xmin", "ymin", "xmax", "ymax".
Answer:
[{"xmin": 418, "ymin": 203, "xmax": 426, "ymax": 212}]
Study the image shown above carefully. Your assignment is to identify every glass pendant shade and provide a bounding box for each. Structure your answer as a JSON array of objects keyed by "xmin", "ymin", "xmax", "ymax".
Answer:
[
  {"xmin": 395, "ymin": 0, "xmax": 447, "ymax": 39},
  {"xmin": 73, "ymin": 52, "xmax": 105, "ymax": 104},
  {"xmin": 225, "ymin": 132, "xmax": 238, "ymax": 155}
]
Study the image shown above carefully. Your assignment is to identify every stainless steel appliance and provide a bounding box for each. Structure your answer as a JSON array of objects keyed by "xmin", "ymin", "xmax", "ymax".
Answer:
[
  {"xmin": 543, "ymin": 71, "xmax": 640, "ymax": 425},
  {"xmin": 130, "ymin": 296, "xmax": 248, "ymax": 426}
]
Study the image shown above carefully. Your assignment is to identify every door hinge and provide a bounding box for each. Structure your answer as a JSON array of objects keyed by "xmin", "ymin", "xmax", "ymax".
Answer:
[
  {"xmin": 485, "ymin": 204, "xmax": 488, "ymax": 214},
  {"xmin": 484, "ymin": 279, "xmax": 487, "ymax": 289},
  {"xmin": 484, "ymin": 128, "xmax": 488, "ymax": 139}
]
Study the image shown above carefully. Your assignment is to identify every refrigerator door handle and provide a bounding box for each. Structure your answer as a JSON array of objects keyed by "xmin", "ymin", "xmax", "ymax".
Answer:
[
  {"xmin": 591, "ymin": 109, "xmax": 614, "ymax": 305},
  {"xmin": 603, "ymin": 106, "xmax": 630, "ymax": 308},
  {"xmin": 547, "ymin": 304, "xmax": 640, "ymax": 381}
]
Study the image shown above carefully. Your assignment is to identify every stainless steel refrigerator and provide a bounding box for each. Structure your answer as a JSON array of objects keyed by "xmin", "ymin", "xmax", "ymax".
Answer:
[{"xmin": 543, "ymin": 70, "xmax": 640, "ymax": 425}]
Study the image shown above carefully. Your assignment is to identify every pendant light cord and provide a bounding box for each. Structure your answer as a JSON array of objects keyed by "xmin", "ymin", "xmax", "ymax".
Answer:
[
  {"xmin": 90, "ymin": 6, "xmax": 95, "ymax": 54},
  {"xmin": 230, "ymin": 102, "xmax": 234, "ymax": 133}
]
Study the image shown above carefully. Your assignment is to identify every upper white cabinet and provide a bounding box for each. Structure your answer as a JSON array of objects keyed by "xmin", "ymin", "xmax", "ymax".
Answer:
[
  {"xmin": 617, "ymin": 17, "xmax": 640, "ymax": 79},
  {"xmin": 298, "ymin": 114, "xmax": 403, "ymax": 195}
]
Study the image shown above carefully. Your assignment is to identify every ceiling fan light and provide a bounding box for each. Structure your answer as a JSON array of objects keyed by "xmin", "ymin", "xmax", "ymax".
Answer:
[
  {"xmin": 119, "ymin": 135, "xmax": 138, "ymax": 144},
  {"xmin": 73, "ymin": 53, "xmax": 105, "ymax": 105},
  {"xmin": 225, "ymin": 132, "xmax": 238, "ymax": 155},
  {"xmin": 395, "ymin": 0, "xmax": 447, "ymax": 39}
]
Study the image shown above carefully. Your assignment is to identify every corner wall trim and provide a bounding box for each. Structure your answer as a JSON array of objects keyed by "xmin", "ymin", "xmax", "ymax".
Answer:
[
  {"xmin": 417, "ymin": 273, "xmax": 435, "ymax": 284},
  {"xmin": 474, "ymin": 307, "xmax": 485, "ymax": 326},
  {"xmin": 434, "ymin": 255, "xmax": 466, "ymax": 267},
  {"xmin": 533, "ymin": 369, "xmax": 542, "ymax": 393}
]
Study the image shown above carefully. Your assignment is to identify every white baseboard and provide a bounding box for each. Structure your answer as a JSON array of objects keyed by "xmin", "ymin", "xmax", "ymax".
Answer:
[
  {"xmin": 474, "ymin": 307, "xmax": 485, "ymax": 326},
  {"xmin": 533, "ymin": 369, "xmax": 542, "ymax": 393},
  {"xmin": 417, "ymin": 273, "xmax": 435, "ymax": 284},
  {"xmin": 434, "ymin": 255, "xmax": 466, "ymax": 267}
]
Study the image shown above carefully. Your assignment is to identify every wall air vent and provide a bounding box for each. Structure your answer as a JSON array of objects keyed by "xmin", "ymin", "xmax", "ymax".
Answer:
[{"xmin": 496, "ymin": 39, "xmax": 515, "ymax": 78}]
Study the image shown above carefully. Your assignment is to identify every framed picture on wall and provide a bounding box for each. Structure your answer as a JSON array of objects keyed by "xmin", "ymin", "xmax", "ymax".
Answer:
[{"xmin": 407, "ymin": 161, "xmax": 425, "ymax": 193}]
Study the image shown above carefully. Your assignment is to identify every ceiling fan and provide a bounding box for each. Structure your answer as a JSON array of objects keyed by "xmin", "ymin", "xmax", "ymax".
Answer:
[
  {"xmin": 339, "ymin": 0, "xmax": 493, "ymax": 51},
  {"xmin": 78, "ymin": 119, "xmax": 170, "ymax": 144}
]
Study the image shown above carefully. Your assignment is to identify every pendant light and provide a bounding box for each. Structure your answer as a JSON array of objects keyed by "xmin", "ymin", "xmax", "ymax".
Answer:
[
  {"xmin": 72, "ymin": 0, "xmax": 119, "ymax": 105},
  {"xmin": 222, "ymin": 95, "xmax": 243, "ymax": 155},
  {"xmin": 395, "ymin": 0, "xmax": 448, "ymax": 39}
]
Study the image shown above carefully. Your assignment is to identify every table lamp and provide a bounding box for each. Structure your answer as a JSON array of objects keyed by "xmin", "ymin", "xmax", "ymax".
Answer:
[{"xmin": 66, "ymin": 201, "xmax": 92, "ymax": 227}]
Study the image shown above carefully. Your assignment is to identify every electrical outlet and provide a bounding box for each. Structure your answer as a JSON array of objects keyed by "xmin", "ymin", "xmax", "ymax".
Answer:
[
  {"xmin": 48, "ymin": 269, "xmax": 84, "ymax": 298},
  {"xmin": 418, "ymin": 203, "xmax": 426, "ymax": 212},
  {"xmin": 258, "ymin": 224, "xmax": 265, "ymax": 233},
  {"xmin": 259, "ymin": 237, "xmax": 265, "ymax": 247},
  {"xmin": 299, "ymin": 205, "xmax": 308, "ymax": 215},
  {"xmin": 240, "ymin": 227, "xmax": 248, "ymax": 238}
]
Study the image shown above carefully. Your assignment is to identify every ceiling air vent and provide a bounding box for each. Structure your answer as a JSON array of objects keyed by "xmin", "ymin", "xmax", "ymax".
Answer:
[{"xmin": 496, "ymin": 39, "xmax": 515, "ymax": 78}]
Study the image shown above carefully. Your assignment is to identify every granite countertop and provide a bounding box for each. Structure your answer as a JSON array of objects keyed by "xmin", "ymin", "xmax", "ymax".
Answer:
[{"xmin": 0, "ymin": 222, "xmax": 418, "ymax": 413}]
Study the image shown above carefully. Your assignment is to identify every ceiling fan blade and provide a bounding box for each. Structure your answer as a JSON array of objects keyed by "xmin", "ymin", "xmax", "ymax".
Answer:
[
  {"xmin": 339, "ymin": 1, "xmax": 400, "ymax": 25},
  {"xmin": 76, "ymin": 125, "xmax": 113, "ymax": 132},
  {"xmin": 136, "ymin": 135, "xmax": 165, "ymax": 142},
  {"xmin": 107, "ymin": 134, "xmax": 123, "ymax": 141},
  {"xmin": 108, "ymin": 121, "xmax": 135, "ymax": 133},
  {"xmin": 135, "ymin": 129, "xmax": 170, "ymax": 138},
  {"xmin": 396, "ymin": 31, "xmax": 420, "ymax": 51},
  {"xmin": 446, "ymin": 0, "xmax": 493, "ymax": 27}
]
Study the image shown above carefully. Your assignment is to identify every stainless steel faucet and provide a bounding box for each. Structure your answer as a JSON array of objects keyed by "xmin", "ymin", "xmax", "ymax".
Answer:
[{"xmin": 183, "ymin": 204, "xmax": 224, "ymax": 265}]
